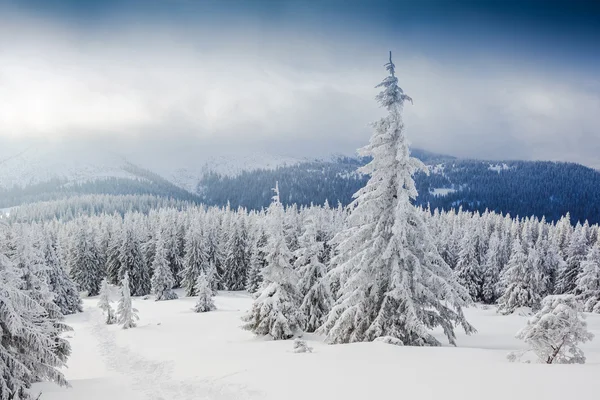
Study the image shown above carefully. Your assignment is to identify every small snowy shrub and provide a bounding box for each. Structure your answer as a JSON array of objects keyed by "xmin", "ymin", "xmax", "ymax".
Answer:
[
  {"xmin": 193, "ymin": 272, "xmax": 216, "ymax": 313},
  {"xmin": 117, "ymin": 272, "xmax": 139, "ymax": 329},
  {"xmin": 508, "ymin": 295, "xmax": 594, "ymax": 364},
  {"xmin": 98, "ymin": 278, "xmax": 116, "ymax": 325},
  {"xmin": 293, "ymin": 339, "xmax": 313, "ymax": 353},
  {"xmin": 374, "ymin": 336, "xmax": 404, "ymax": 346}
]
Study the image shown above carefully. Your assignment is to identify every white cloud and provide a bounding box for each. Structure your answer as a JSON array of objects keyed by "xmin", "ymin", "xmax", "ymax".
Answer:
[{"xmin": 0, "ymin": 10, "xmax": 598, "ymax": 167}]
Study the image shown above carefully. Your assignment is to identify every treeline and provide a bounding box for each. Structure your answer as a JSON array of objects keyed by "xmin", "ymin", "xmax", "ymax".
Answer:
[{"xmin": 6, "ymin": 194, "xmax": 194, "ymax": 223}]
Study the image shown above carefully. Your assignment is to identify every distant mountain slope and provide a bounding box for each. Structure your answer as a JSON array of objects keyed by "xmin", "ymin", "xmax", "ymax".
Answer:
[
  {"xmin": 0, "ymin": 143, "xmax": 303, "ymax": 207},
  {"xmin": 198, "ymin": 156, "xmax": 600, "ymax": 224},
  {"xmin": 1, "ymin": 142, "xmax": 599, "ymax": 224}
]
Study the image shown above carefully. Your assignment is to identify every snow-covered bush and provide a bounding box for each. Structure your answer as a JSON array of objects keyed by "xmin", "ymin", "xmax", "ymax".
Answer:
[
  {"xmin": 292, "ymin": 339, "xmax": 313, "ymax": 353},
  {"xmin": 508, "ymin": 295, "xmax": 594, "ymax": 364},
  {"xmin": 374, "ymin": 336, "xmax": 404, "ymax": 346}
]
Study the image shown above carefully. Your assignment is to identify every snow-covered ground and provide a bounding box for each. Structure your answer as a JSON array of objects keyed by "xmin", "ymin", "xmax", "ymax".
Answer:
[{"xmin": 33, "ymin": 291, "xmax": 600, "ymax": 400}]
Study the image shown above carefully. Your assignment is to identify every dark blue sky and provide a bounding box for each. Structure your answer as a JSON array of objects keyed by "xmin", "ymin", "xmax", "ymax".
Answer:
[{"xmin": 5, "ymin": 0, "xmax": 599, "ymax": 73}]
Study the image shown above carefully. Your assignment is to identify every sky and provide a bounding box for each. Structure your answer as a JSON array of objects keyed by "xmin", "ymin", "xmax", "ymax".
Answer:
[{"xmin": 1, "ymin": 0, "xmax": 599, "ymax": 167}]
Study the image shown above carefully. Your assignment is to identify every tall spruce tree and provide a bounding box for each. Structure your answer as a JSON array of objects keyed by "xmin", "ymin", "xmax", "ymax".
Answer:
[
  {"xmin": 181, "ymin": 216, "xmax": 207, "ymax": 296},
  {"xmin": 557, "ymin": 224, "xmax": 589, "ymax": 294},
  {"xmin": 576, "ymin": 245, "xmax": 600, "ymax": 312},
  {"xmin": 242, "ymin": 183, "xmax": 305, "ymax": 340},
  {"xmin": 150, "ymin": 230, "xmax": 178, "ymax": 301},
  {"xmin": 295, "ymin": 211, "xmax": 332, "ymax": 333},
  {"xmin": 321, "ymin": 53, "xmax": 474, "ymax": 346},
  {"xmin": 68, "ymin": 223, "xmax": 104, "ymax": 296},
  {"xmin": 222, "ymin": 210, "xmax": 250, "ymax": 290},
  {"xmin": 456, "ymin": 226, "xmax": 483, "ymax": 301},
  {"xmin": 44, "ymin": 232, "xmax": 82, "ymax": 314},
  {"xmin": 497, "ymin": 240, "xmax": 542, "ymax": 314},
  {"xmin": 0, "ymin": 250, "xmax": 70, "ymax": 400},
  {"xmin": 118, "ymin": 224, "xmax": 150, "ymax": 297}
]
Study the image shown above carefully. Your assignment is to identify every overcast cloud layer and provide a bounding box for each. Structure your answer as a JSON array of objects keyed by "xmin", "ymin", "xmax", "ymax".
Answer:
[{"xmin": 1, "ymin": 3, "xmax": 599, "ymax": 167}]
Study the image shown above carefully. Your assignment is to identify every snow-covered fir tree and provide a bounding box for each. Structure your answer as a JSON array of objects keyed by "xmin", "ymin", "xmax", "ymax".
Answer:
[
  {"xmin": 118, "ymin": 223, "xmax": 150, "ymax": 297},
  {"xmin": 181, "ymin": 215, "xmax": 207, "ymax": 296},
  {"xmin": 481, "ymin": 231, "xmax": 502, "ymax": 304},
  {"xmin": 10, "ymin": 224, "xmax": 73, "ymax": 370},
  {"xmin": 245, "ymin": 228, "xmax": 267, "ymax": 293},
  {"xmin": 242, "ymin": 183, "xmax": 305, "ymax": 339},
  {"xmin": 509, "ymin": 295, "xmax": 594, "ymax": 364},
  {"xmin": 222, "ymin": 209, "xmax": 250, "ymax": 290},
  {"xmin": 117, "ymin": 272, "xmax": 139, "ymax": 329},
  {"xmin": 556, "ymin": 223, "xmax": 589, "ymax": 294},
  {"xmin": 203, "ymin": 211, "xmax": 226, "ymax": 291},
  {"xmin": 150, "ymin": 230, "xmax": 178, "ymax": 301},
  {"xmin": 295, "ymin": 211, "xmax": 332, "ymax": 332},
  {"xmin": 193, "ymin": 272, "xmax": 216, "ymax": 313},
  {"xmin": 497, "ymin": 239, "xmax": 542, "ymax": 314},
  {"xmin": 105, "ymin": 220, "xmax": 123, "ymax": 285},
  {"xmin": 45, "ymin": 231, "xmax": 82, "ymax": 315},
  {"xmin": 98, "ymin": 278, "xmax": 116, "ymax": 324},
  {"xmin": 68, "ymin": 222, "xmax": 104, "ymax": 296},
  {"xmin": 456, "ymin": 226, "xmax": 483, "ymax": 301},
  {"xmin": 321, "ymin": 53, "xmax": 474, "ymax": 346},
  {"xmin": 0, "ymin": 250, "xmax": 70, "ymax": 400},
  {"xmin": 576, "ymin": 245, "xmax": 600, "ymax": 312}
]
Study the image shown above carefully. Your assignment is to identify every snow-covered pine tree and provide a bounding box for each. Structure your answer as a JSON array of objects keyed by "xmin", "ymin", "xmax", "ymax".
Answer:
[
  {"xmin": 295, "ymin": 211, "xmax": 332, "ymax": 332},
  {"xmin": 181, "ymin": 215, "xmax": 207, "ymax": 296},
  {"xmin": 68, "ymin": 222, "xmax": 104, "ymax": 296},
  {"xmin": 117, "ymin": 272, "xmax": 139, "ymax": 329},
  {"xmin": 150, "ymin": 230, "xmax": 178, "ymax": 301},
  {"xmin": 44, "ymin": 231, "xmax": 82, "ymax": 314},
  {"xmin": 222, "ymin": 209, "xmax": 250, "ymax": 290},
  {"xmin": 204, "ymin": 210, "xmax": 226, "ymax": 290},
  {"xmin": 242, "ymin": 183, "xmax": 305, "ymax": 339},
  {"xmin": 11, "ymin": 223, "xmax": 73, "ymax": 368},
  {"xmin": 456, "ymin": 226, "xmax": 483, "ymax": 301},
  {"xmin": 245, "ymin": 231, "xmax": 265, "ymax": 294},
  {"xmin": 556, "ymin": 224, "xmax": 589, "ymax": 294},
  {"xmin": 98, "ymin": 278, "xmax": 117, "ymax": 324},
  {"xmin": 575, "ymin": 245, "xmax": 600, "ymax": 312},
  {"xmin": 322, "ymin": 53, "xmax": 474, "ymax": 346},
  {"xmin": 497, "ymin": 239, "xmax": 542, "ymax": 314},
  {"xmin": 105, "ymin": 219, "xmax": 123, "ymax": 285},
  {"xmin": 481, "ymin": 231, "xmax": 502, "ymax": 304},
  {"xmin": 162, "ymin": 211, "xmax": 186, "ymax": 288},
  {"xmin": 193, "ymin": 272, "xmax": 216, "ymax": 313},
  {"xmin": 508, "ymin": 295, "xmax": 594, "ymax": 364},
  {"xmin": 118, "ymin": 224, "xmax": 150, "ymax": 297},
  {"xmin": 0, "ymin": 250, "xmax": 70, "ymax": 399}
]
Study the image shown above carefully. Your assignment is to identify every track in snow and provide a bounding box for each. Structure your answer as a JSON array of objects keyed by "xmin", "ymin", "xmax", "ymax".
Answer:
[{"xmin": 89, "ymin": 308, "xmax": 263, "ymax": 400}]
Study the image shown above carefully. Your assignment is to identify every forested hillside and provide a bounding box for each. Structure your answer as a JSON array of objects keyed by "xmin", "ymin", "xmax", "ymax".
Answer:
[{"xmin": 199, "ymin": 157, "xmax": 600, "ymax": 224}]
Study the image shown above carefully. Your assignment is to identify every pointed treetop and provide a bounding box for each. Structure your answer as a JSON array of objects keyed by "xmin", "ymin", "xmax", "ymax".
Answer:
[
  {"xmin": 385, "ymin": 51, "xmax": 395, "ymax": 77},
  {"xmin": 375, "ymin": 51, "xmax": 412, "ymax": 109},
  {"xmin": 272, "ymin": 182, "xmax": 280, "ymax": 204}
]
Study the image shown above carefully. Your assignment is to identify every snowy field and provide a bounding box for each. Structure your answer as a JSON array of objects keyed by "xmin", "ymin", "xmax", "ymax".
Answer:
[{"xmin": 34, "ymin": 291, "xmax": 600, "ymax": 400}]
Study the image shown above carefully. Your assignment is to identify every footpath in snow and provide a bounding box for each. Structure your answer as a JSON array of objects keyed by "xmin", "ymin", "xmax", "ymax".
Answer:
[{"xmin": 34, "ymin": 291, "xmax": 600, "ymax": 400}]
